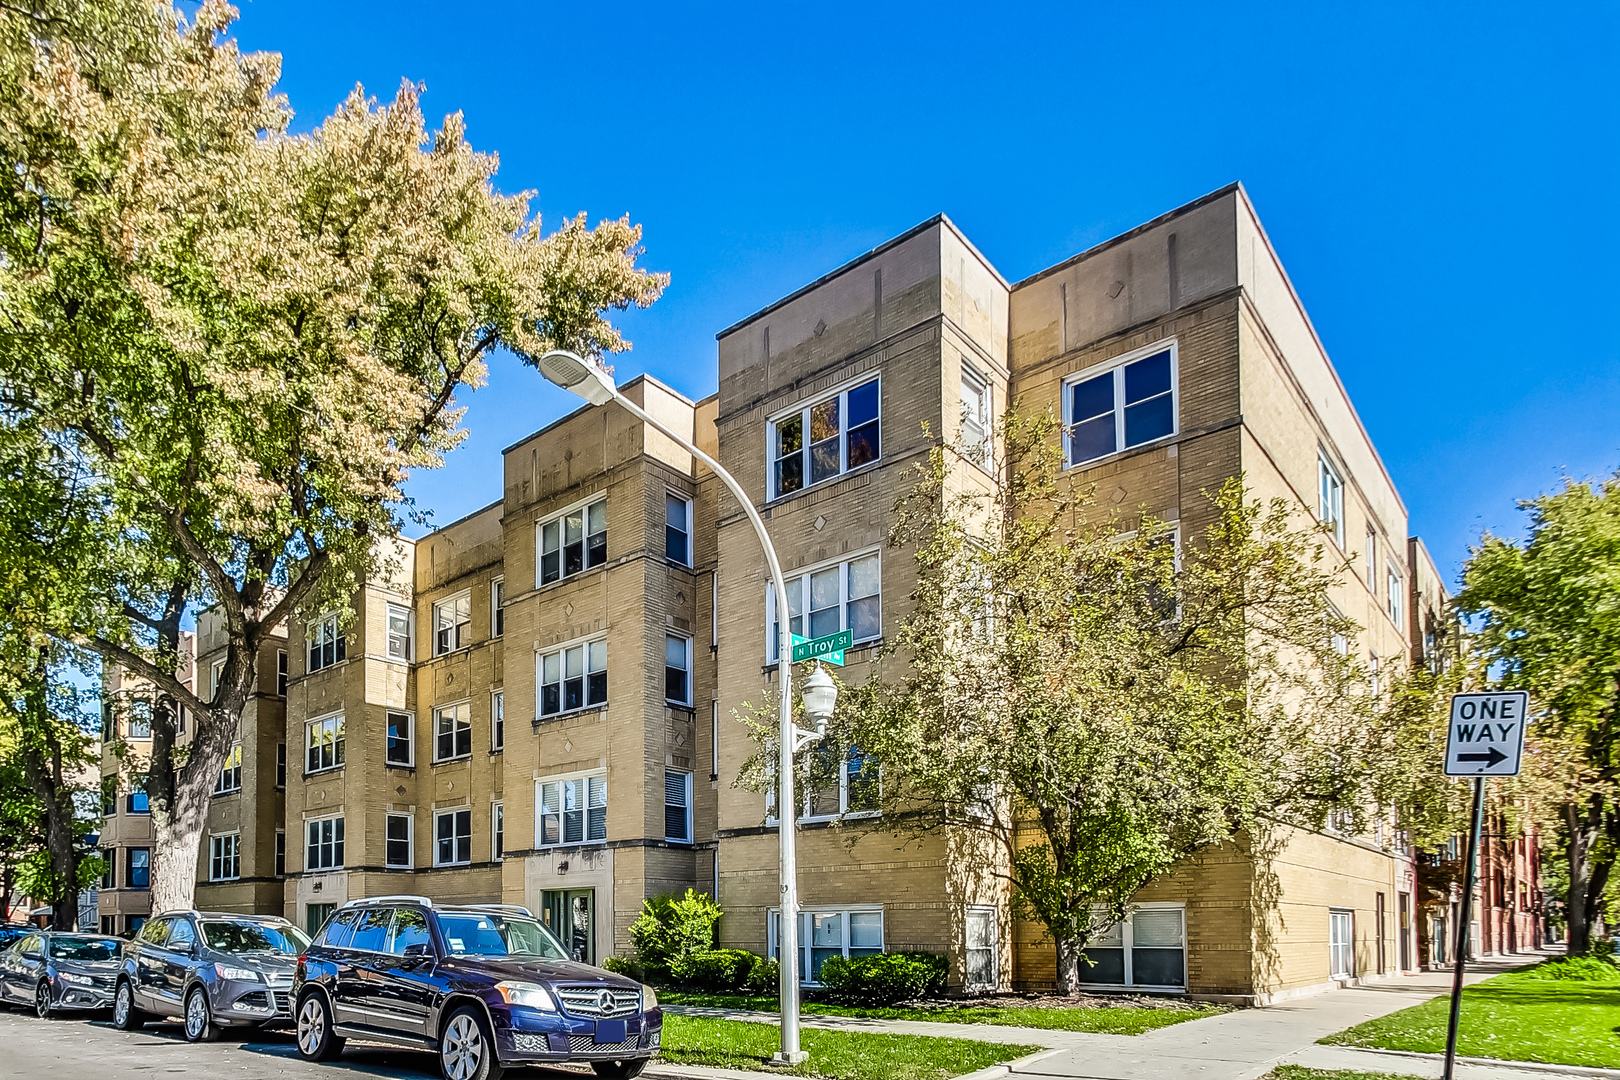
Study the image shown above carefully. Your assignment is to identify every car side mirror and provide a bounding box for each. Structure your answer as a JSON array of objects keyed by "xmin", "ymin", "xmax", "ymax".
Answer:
[
  {"xmin": 403, "ymin": 943, "xmax": 432, "ymax": 959},
  {"xmin": 179, "ymin": 941, "xmax": 196, "ymax": 955}
]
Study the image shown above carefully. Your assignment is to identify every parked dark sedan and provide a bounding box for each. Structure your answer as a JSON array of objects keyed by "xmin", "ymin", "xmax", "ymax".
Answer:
[
  {"xmin": 294, "ymin": 896, "xmax": 661, "ymax": 1080},
  {"xmin": 112, "ymin": 910, "xmax": 308, "ymax": 1041},
  {"xmin": 0, "ymin": 931, "xmax": 123, "ymax": 1017}
]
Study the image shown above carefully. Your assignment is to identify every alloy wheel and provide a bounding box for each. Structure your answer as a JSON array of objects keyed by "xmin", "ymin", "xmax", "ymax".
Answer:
[
  {"xmin": 297, "ymin": 997, "xmax": 325, "ymax": 1057},
  {"xmin": 185, "ymin": 990, "xmax": 208, "ymax": 1041},
  {"xmin": 113, "ymin": 984, "xmax": 131, "ymax": 1028},
  {"xmin": 440, "ymin": 1012, "xmax": 484, "ymax": 1080},
  {"xmin": 34, "ymin": 981, "xmax": 50, "ymax": 1019}
]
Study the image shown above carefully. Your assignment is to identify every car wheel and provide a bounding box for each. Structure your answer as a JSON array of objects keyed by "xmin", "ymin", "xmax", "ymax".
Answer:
[
  {"xmin": 591, "ymin": 1059, "xmax": 650, "ymax": 1080},
  {"xmin": 295, "ymin": 991, "xmax": 344, "ymax": 1062},
  {"xmin": 183, "ymin": 986, "xmax": 219, "ymax": 1043},
  {"xmin": 34, "ymin": 980, "xmax": 54, "ymax": 1020},
  {"xmin": 438, "ymin": 1006, "xmax": 503, "ymax": 1080},
  {"xmin": 112, "ymin": 980, "xmax": 145, "ymax": 1031}
]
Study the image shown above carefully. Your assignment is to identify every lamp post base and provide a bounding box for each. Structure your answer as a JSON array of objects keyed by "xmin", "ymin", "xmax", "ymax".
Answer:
[{"xmin": 772, "ymin": 1052, "xmax": 810, "ymax": 1065}]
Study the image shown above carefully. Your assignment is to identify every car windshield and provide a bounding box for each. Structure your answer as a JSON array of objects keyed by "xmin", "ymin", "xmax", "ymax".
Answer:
[
  {"xmin": 49, "ymin": 937, "xmax": 120, "ymax": 962},
  {"xmin": 436, "ymin": 913, "xmax": 568, "ymax": 959},
  {"xmin": 201, "ymin": 920, "xmax": 311, "ymax": 955}
]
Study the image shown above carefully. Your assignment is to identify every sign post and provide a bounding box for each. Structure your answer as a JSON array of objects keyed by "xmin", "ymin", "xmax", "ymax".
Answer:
[{"xmin": 1440, "ymin": 690, "xmax": 1528, "ymax": 1080}]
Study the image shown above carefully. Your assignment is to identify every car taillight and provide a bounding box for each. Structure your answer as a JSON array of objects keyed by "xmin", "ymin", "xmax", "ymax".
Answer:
[{"xmin": 295, "ymin": 957, "xmax": 305, "ymax": 980}]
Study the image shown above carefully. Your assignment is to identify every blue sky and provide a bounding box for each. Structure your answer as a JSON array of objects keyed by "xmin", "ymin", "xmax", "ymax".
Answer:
[{"xmin": 232, "ymin": 0, "xmax": 1618, "ymax": 584}]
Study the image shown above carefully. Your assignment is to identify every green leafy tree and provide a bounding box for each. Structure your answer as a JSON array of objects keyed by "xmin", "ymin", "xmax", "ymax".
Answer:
[
  {"xmin": 1454, "ymin": 474, "xmax": 1620, "ymax": 954},
  {"xmin": 0, "ymin": 0, "xmax": 666, "ymax": 910},
  {"xmin": 818, "ymin": 412, "xmax": 1447, "ymax": 994}
]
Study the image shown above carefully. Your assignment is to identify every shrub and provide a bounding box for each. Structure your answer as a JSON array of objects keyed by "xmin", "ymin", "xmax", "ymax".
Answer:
[
  {"xmin": 1532, "ymin": 955, "xmax": 1618, "ymax": 981},
  {"xmin": 671, "ymin": 948, "xmax": 758, "ymax": 991},
  {"xmin": 745, "ymin": 953, "xmax": 780, "ymax": 995},
  {"xmin": 817, "ymin": 951, "xmax": 949, "ymax": 1004},
  {"xmin": 628, "ymin": 889, "xmax": 722, "ymax": 971},
  {"xmin": 601, "ymin": 955, "xmax": 651, "ymax": 981}
]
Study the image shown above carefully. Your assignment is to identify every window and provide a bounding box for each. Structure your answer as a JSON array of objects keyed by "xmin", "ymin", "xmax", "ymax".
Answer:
[
  {"xmin": 966, "ymin": 907, "xmax": 998, "ymax": 989},
  {"xmin": 433, "ymin": 593, "xmax": 471, "ymax": 656},
  {"xmin": 100, "ymin": 848, "xmax": 115, "ymax": 889},
  {"xmin": 214, "ymin": 744, "xmax": 242, "ymax": 794},
  {"xmin": 537, "ymin": 497, "xmax": 607, "ymax": 585},
  {"xmin": 665, "ymin": 635, "xmax": 692, "ymax": 704},
  {"xmin": 1387, "ymin": 568, "xmax": 1403, "ymax": 628},
  {"xmin": 435, "ymin": 807, "xmax": 472, "ymax": 866},
  {"xmin": 535, "ymin": 772, "xmax": 607, "ymax": 847},
  {"xmin": 1370, "ymin": 652, "xmax": 1381, "ymax": 696},
  {"xmin": 275, "ymin": 743, "xmax": 287, "ymax": 788},
  {"xmin": 492, "ymin": 803, "xmax": 505, "ymax": 861},
  {"xmin": 491, "ymin": 578, "xmax": 504, "ymax": 637},
  {"xmin": 209, "ymin": 833, "xmax": 240, "ymax": 881},
  {"xmin": 802, "ymin": 744, "xmax": 880, "ymax": 820},
  {"xmin": 128, "ymin": 699, "xmax": 151, "ymax": 739},
  {"xmin": 1365, "ymin": 530, "xmax": 1378, "ymax": 592},
  {"xmin": 167, "ymin": 920, "xmax": 197, "ymax": 951},
  {"xmin": 665, "ymin": 494, "xmax": 692, "ymax": 565},
  {"xmin": 386, "ymin": 710, "xmax": 414, "ymax": 766},
  {"xmin": 307, "ymin": 612, "xmax": 347, "ymax": 673},
  {"xmin": 1064, "ymin": 344, "xmax": 1176, "ymax": 467},
  {"xmin": 306, "ymin": 815, "xmax": 345, "ymax": 870},
  {"xmin": 306, "ymin": 713, "xmax": 345, "ymax": 773},
  {"xmin": 769, "ymin": 378, "xmax": 880, "ymax": 499},
  {"xmin": 177, "ymin": 706, "xmax": 186, "ymax": 735},
  {"xmin": 1328, "ymin": 603, "xmax": 1349, "ymax": 657},
  {"xmin": 491, "ymin": 691, "xmax": 504, "ymax": 751},
  {"xmin": 1330, "ymin": 909, "xmax": 1354, "ymax": 978},
  {"xmin": 274, "ymin": 830, "xmax": 285, "ymax": 876},
  {"xmin": 434, "ymin": 702, "xmax": 471, "ymax": 762},
  {"xmin": 386, "ymin": 602, "xmax": 411, "ymax": 660},
  {"xmin": 102, "ymin": 784, "xmax": 116, "ymax": 817},
  {"xmin": 665, "ymin": 770, "xmax": 692, "ymax": 842},
  {"xmin": 127, "ymin": 848, "xmax": 150, "ymax": 889},
  {"xmin": 768, "ymin": 553, "xmax": 881, "ymax": 660},
  {"xmin": 385, "ymin": 813, "xmax": 413, "ymax": 868},
  {"xmin": 1318, "ymin": 453, "xmax": 1345, "ymax": 547},
  {"xmin": 961, "ymin": 364, "xmax": 991, "ymax": 464},
  {"xmin": 769, "ymin": 906, "xmax": 883, "ymax": 983},
  {"xmin": 537, "ymin": 638, "xmax": 607, "ymax": 717},
  {"xmin": 1079, "ymin": 905, "xmax": 1186, "ymax": 988},
  {"xmin": 209, "ymin": 658, "xmax": 225, "ymax": 700},
  {"xmin": 127, "ymin": 775, "xmax": 149, "ymax": 814},
  {"xmin": 305, "ymin": 903, "xmax": 336, "ymax": 940},
  {"xmin": 276, "ymin": 650, "xmax": 288, "ymax": 696}
]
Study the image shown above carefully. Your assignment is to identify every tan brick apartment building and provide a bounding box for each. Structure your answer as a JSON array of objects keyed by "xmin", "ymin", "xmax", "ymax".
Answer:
[{"xmin": 93, "ymin": 183, "xmax": 1540, "ymax": 999}]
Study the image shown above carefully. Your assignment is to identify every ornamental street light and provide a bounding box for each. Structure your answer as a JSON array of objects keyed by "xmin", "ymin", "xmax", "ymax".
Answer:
[{"xmin": 536, "ymin": 350, "xmax": 824, "ymax": 1064}]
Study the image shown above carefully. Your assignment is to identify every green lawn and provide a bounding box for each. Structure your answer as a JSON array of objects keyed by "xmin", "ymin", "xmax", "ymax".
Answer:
[
  {"xmin": 658, "ymin": 990, "xmax": 1223, "ymax": 1034},
  {"xmin": 1321, "ymin": 964, "xmax": 1620, "ymax": 1068},
  {"xmin": 659, "ymin": 1015, "xmax": 1042, "ymax": 1080},
  {"xmin": 1262, "ymin": 1067, "xmax": 1426, "ymax": 1080}
]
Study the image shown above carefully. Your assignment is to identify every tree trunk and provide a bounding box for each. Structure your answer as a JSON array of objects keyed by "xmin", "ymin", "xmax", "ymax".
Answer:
[
  {"xmin": 1054, "ymin": 937, "xmax": 1083, "ymax": 996},
  {"xmin": 17, "ymin": 653, "xmax": 82, "ymax": 930},
  {"xmin": 146, "ymin": 698, "xmax": 215, "ymax": 915},
  {"xmin": 1566, "ymin": 799, "xmax": 1600, "ymax": 954}
]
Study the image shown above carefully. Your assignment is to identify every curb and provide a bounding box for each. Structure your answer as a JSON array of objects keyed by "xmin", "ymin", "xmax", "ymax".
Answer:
[
  {"xmin": 952, "ymin": 1047, "xmax": 1067, "ymax": 1080},
  {"xmin": 1307, "ymin": 1046, "xmax": 1620, "ymax": 1079},
  {"xmin": 642, "ymin": 1045, "xmax": 1068, "ymax": 1080}
]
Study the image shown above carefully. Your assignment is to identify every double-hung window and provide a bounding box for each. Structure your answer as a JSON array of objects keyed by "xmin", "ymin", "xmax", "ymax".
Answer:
[
  {"xmin": 1387, "ymin": 568, "xmax": 1404, "ymax": 629},
  {"xmin": 1319, "ymin": 453, "xmax": 1346, "ymax": 547},
  {"xmin": 385, "ymin": 710, "xmax": 414, "ymax": 766},
  {"xmin": 1063, "ymin": 343, "xmax": 1176, "ymax": 467},
  {"xmin": 127, "ymin": 775, "xmax": 149, "ymax": 814},
  {"xmin": 385, "ymin": 813, "xmax": 412, "ymax": 868},
  {"xmin": 537, "ymin": 638, "xmax": 607, "ymax": 718},
  {"xmin": 209, "ymin": 833, "xmax": 240, "ymax": 881},
  {"xmin": 210, "ymin": 659, "xmax": 225, "ymax": 700},
  {"xmin": 276, "ymin": 650, "xmax": 288, "ymax": 695},
  {"xmin": 434, "ymin": 702, "xmax": 472, "ymax": 762},
  {"xmin": 308, "ymin": 613, "xmax": 347, "ymax": 673},
  {"xmin": 535, "ymin": 772, "xmax": 607, "ymax": 847},
  {"xmin": 666, "ymin": 495, "xmax": 692, "ymax": 565},
  {"xmin": 127, "ymin": 847, "xmax": 150, "ymax": 889},
  {"xmin": 306, "ymin": 815, "xmax": 344, "ymax": 870},
  {"xmin": 961, "ymin": 364, "xmax": 991, "ymax": 463},
  {"xmin": 768, "ymin": 552, "xmax": 881, "ymax": 661},
  {"xmin": 433, "ymin": 593, "xmax": 471, "ymax": 655},
  {"xmin": 768, "ymin": 906, "xmax": 883, "ymax": 984},
  {"xmin": 802, "ymin": 744, "xmax": 880, "ymax": 820},
  {"xmin": 491, "ymin": 691, "xmax": 504, "ymax": 751},
  {"xmin": 386, "ymin": 603, "xmax": 411, "ymax": 660},
  {"xmin": 1079, "ymin": 905, "xmax": 1187, "ymax": 989},
  {"xmin": 306, "ymin": 713, "xmax": 345, "ymax": 773},
  {"xmin": 128, "ymin": 699, "xmax": 151, "ymax": 739},
  {"xmin": 274, "ymin": 831, "xmax": 285, "ymax": 876},
  {"xmin": 665, "ymin": 635, "xmax": 692, "ymax": 705},
  {"xmin": 491, "ymin": 578, "xmax": 504, "ymax": 637},
  {"xmin": 214, "ymin": 745, "xmax": 242, "ymax": 794},
  {"xmin": 434, "ymin": 807, "xmax": 472, "ymax": 866},
  {"xmin": 538, "ymin": 498, "xmax": 607, "ymax": 585},
  {"xmin": 770, "ymin": 378, "xmax": 880, "ymax": 499},
  {"xmin": 492, "ymin": 803, "xmax": 505, "ymax": 861},
  {"xmin": 1365, "ymin": 530, "xmax": 1378, "ymax": 592},
  {"xmin": 100, "ymin": 848, "xmax": 115, "ymax": 889},
  {"xmin": 665, "ymin": 770, "xmax": 692, "ymax": 842},
  {"xmin": 275, "ymin": 744, "xmax": 287, "ymax": 788}
]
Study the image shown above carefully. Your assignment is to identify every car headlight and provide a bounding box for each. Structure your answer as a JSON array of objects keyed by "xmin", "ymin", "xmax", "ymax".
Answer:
[
  {"xmin": 494, "ymin": 981, "xmax": 556, "ymax": 1011},
  {"xmin": 641, "ymin": 984, "xmax": 657, "ymax": 1010},
  {"xmin": 59, "ymin": 973, "xmax": 93, "ymax": 986},
  {"xmin": 215, "ymin": 963, "xmax": 261, "ymax": 982}
]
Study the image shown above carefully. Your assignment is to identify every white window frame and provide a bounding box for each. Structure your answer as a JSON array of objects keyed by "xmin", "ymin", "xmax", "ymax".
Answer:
[
  {"xmin": 1387, "ymin": 567, "xmax": 1403, "ymax": 629},
  {"xmin": 491, "ymin": 690, "xmax": 504, "ymax": 752},
  {"xmin": 665, "ymin": 634, "xmax": 693, "ymax": 705},
  {"xmin": 433, "ymin": 806, "xmax": 473, "ymax": 867},
  {"xmin": 1061, "ymin": 340, "xmax": 1179, "ymax": 469},
  {"xmin": 305, "ymin": 712, "xmax": 345, "ymax": 774},
  {"xmin": 536, "ymin": 634, "xmax": 608, "ymax": 719},
  {"xmin": 1318, "ymin": 452, "xmax": 1346, "ymax": 548},
  {"xmin": 766, "ymin": 549, "xmax": 882, "ymax": 661},
  {"xmin": 767, "ymin": 905, "xmax": 885, "ymax": 986},
  {"xmin": 214, "ymin": 743, "xmax": 242, "ymax": 795},
  {"xmin": 1365, "ymin": 529, "xmax": 1378, "ymax": 593},
  {"xmin": 768, "ymin": 744, "xmax": 880, "ymax": 825},
  {"xmin": 766, "ymin": 374, "xmax": 883, "ymax": 501},
  {"xmin": 965, "ymin": 906, "xmax": 999, "ymax": 990},
  {"xmin": 307, "ymin": 611, "xmax": 347, "ymax": 673},
  {"xmin": 386, "ymin": 602, "xmax": 412, "ymax": 661},
  {"xmin": 535, "ymin": 494, "xmax": 608, "ymax": 588},
  {"xmin": 664, "ymin": 770, "xmax": 693, "ymax": 843},
  {"xmin": 433, "ymin": 700, "xmax": 472, "ymax": 764},
  {"xmin": 492, "ymin": 802, "xmax": 504, "ymax": 862},
  {"xmin": 1330, "ymin": 908, "xmax": 1354, "ymax": 978},
  {"xmin": 275, "ymin": 650, "xmax": 288, "ymax": 696},
  {"xmin": 960, "ymin": 363, "xmax": 991, "ymax": 465},
  {"xmin": 209, "ymin": 832, "xmax": 240, "ymax": 882},
  {"xmin": 305, "ymin": 813, "xmax": 345, "ymax": 871},
  {"xmin": 1077, "ymin": 903, "xmax": 1188, "ymax": 991},
  {"xmin": 385, "ymin": 709, "xmax": 415, "ymax": 768},
  {"xmin": 491, "ymin": 577, "xmax": 505, "ymax": 637},
  {"xmin": 209, "ymin": 658, "xmax": 225, "ymax": 700},
  {"xmin": 534, "ymin": 770, "xmax": 608, "ymax": 848},
  {"xmin": 432, "ymin": 591, "xmax": 472, "ymax": 656},
  {"xmin": 665, "ymin": 492, "xmax": 693, "ymax": 567},
  {"xmin": 385, "ymin": 812, "xmax": 414, "ymax": 868}
]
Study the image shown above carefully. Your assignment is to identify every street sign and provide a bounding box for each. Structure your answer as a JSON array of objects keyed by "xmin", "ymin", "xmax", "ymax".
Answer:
[
  {"xmin": 791, "ymin": 630, "xmax": 852, "ymax": 666},
  {"xmin": 1444, "ymin": 691, "xmax": 1529, "ymax": 777}
]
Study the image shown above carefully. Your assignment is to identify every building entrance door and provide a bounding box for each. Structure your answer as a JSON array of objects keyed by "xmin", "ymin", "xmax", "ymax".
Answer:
[
  {"xmin": 1329, "ymin": 909, "xmax": 1353, "ymax": 979},
  {"xmin": 543, "ymin": 889, "xmax": 595, "ymax": 964},
  {"xmin": 1399, "ymin": 892, "xmax": 1412, "ymax": 971},
  {"xmin": 1375, "ymin": 893, "xmax": 1386, "ymax": 975}
]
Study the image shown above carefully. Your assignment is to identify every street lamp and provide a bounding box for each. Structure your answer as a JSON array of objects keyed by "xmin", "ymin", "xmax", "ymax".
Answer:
[{"xmin": 536, "ymin": 349, "xmax": 826, "ymax": 1064}]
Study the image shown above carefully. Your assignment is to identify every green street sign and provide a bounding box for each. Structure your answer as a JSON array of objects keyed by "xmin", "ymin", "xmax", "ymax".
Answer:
[{"xmin": 792, "ymin": 630, "xmax": 852, "ymax": 666}]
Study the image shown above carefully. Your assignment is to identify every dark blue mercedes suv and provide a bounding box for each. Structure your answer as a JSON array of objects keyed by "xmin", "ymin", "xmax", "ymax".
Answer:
[{"xmin": 294, "ymin": 896, "xmax": 660, "ymax": 1080}]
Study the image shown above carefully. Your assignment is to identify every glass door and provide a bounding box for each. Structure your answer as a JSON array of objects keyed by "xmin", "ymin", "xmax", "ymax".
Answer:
[
  {"xmin": 1329, "ymin": 909, "xmax": 1353, "ymax": 978},
  {"xmin": 542, "ymin": 889, "xmax": 595, "ymax": 964}
]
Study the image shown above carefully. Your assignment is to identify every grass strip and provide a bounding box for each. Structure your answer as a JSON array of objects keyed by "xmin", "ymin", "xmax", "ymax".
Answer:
[
  {"xmin": 660, "ymin": 1014, "xmax": 1042, "ymax": 1080},
  {"xmin": 1262, "ymin": 1067, "xmax": 1427, "ymax": 1080}
]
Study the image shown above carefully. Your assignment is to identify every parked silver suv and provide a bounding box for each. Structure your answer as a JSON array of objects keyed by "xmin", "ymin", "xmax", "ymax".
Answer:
[{"xmin": 112, "ymin": 910, "xmax": 309, "ymax": 1041}]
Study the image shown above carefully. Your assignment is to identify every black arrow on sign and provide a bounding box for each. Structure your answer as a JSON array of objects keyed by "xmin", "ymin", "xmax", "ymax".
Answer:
[{"xmin": 1457, "ymin": 747, "xmax": 1508, "ymax": 767}]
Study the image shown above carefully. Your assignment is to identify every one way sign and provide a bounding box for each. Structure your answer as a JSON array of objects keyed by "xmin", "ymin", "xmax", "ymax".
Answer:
[{"xmin": 1444, "ymin": 691, "xmax": 1529, "ymax": 777}]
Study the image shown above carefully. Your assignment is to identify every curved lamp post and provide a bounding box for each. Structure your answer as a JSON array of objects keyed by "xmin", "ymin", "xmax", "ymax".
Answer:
[{"xmin": 535, "ymin": 349, "xmax": 834, "ymax": 1064}]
